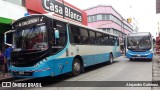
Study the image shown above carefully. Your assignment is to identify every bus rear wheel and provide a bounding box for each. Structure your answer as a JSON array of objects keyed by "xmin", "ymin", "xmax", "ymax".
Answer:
[
  {"xmin": 109, "ymin": 54, "xmax": 113, "ymax": 64},
  {"xmin": 72, "ymin": 58, "xmax": 81, "ymax": 76}
]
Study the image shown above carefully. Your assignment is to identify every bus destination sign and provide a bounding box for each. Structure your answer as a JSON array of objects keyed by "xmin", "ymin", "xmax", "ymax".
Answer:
[{"xmin": 13, "ymin": 16, "xmax": 45, "ymax": 29}]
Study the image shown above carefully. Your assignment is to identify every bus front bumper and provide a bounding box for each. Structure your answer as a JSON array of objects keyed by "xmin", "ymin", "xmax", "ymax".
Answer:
[
  {"xmin": 126, "ymin": 52, "xmax": 153, "ymax": 60},
  {"xmin": 11, "ymin": 68, "xmax": 51, "ymax": 78},
  {"xmin": 10, "ymin": 63, "xmax": 52, "ymax": 78}
]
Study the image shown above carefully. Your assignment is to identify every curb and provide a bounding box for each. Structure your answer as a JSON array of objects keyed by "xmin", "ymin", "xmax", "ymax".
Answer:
[
  {"xmin": 0, "ymin": 73, "xmax": 14, "ymax": 82},
  {"xmin": 0, "ymin": 76, "xmax": 14, "ymax": 82}
]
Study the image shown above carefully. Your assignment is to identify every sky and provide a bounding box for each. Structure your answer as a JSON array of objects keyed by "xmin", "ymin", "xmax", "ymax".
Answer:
[{"xmin": 65, "ymin": 0, "xmax": 157, "ymax": 38}]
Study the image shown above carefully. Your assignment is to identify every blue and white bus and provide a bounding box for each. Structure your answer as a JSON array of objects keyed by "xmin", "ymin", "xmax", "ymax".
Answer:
[
  {"xmin": 125, "ymin": 32, "xmax": 153, "ymax": 60},
  {"xmin": 7, "ymin": 14, "xmax": 121, "ymax": 77}
]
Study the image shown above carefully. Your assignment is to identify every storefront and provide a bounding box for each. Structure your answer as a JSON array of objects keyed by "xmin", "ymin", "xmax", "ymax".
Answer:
[{"xmin": 24, "ymin": 0, "xmax": 88, "ymax": 25}]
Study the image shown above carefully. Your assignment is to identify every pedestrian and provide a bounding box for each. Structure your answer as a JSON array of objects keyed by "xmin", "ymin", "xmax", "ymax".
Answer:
[
  {"xmin": 4, "ymin": 45, "xmax": 13, "ymax": 72},
  {"xmin": 0, "ymin": 50, "xmax": 7, "ymax": 78}
]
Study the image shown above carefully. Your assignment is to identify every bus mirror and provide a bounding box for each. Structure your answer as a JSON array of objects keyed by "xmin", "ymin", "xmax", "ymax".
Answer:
[
  {"xmin": 4, "ymin": 30, "xmax": 13, "ymax": 47},
  {"xmin": 55, "ymin": 30, "xmax": 59, "ymax": 39}
]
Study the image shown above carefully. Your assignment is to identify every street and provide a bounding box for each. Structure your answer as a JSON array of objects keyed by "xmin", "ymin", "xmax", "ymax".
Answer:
[{"xmin": 0, "ymin": 55, "xmax": 153, "ymax": 90}]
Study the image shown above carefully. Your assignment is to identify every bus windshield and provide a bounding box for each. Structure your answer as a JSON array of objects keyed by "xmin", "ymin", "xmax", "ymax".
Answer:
[
  {"xmin": 13, "ymin": 26, "xmax": 48, "ymax": 51},
  {"xmin": 127, "ymin": 36, "xmax": 151, "ymax": 50}
]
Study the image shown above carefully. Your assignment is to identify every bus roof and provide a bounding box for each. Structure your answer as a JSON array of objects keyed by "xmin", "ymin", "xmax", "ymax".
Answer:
[
  {"xmin": 127, "ymin": 32, "xmax": 151, "ymax": 37},
  {"xmin": 12, "ymin": 14, "xmax": 118, "ymax": 37}
]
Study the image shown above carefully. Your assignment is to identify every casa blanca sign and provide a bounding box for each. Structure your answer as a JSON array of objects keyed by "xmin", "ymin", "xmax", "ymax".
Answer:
[{"xmin": 42, "ymin": 0, "xmax": 82, "ymax": 22}]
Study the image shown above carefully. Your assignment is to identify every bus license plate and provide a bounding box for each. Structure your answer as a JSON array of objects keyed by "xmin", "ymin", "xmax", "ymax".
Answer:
[
  {"xmin": 19, "ymin": 71, "xmax": 24, "ymax": 75},
  {"xmin": 137, "ymin": 54, "xmax": 141, "ymax": 57}
]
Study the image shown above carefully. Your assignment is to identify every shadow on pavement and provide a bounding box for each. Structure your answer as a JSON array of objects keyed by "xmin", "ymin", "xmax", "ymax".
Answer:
[{"xmin": 129, "ymin": 59, "xmax": 152, "ymax": 62}]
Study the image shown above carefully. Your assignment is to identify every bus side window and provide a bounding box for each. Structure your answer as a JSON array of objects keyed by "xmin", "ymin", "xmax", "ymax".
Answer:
[
  {"xmin": 103, "ymin": 34, "xmax": 109, "ymax": 45},
  {"xmin": 89, "ymin": 31, "xmax": 96, "ymax": 45},
  {"xmin": 96, "ymin": 32, "xmax": 103, "ymax": 45},
  {"xmin": 69, "ymin": 25, "xmax": 81, "ymax": 44},
  {"xmin": 110, "ymin": 36, "xmax": 114, "ymax": 46},
  {"xmin": 80, "ymin": 28, "xmax": 89, "ymax": 44}
]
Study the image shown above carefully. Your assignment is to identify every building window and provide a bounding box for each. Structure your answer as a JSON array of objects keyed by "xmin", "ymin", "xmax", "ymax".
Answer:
[
  {"xmin": 97, "ymin": 14, "xmax": 102, "ymax": 20},
  {"xmin": 102, "ymin": 28, "xmax": 106, "ymax": 32},
  {"xmin": 94, "ymin": 15, "xmax": 97, "ymax": 21},
  {"xmin": 88, "ymin": 16, "xmax": 92, "ymax": 22},
  {"xmin": 102, "ymin": 14, "xmax": 106, "ymax": 20},
  {"xmin": 87, "ymin": 14, "xmax": 132, "ymax": 33},
  {"xmin": 109, "ymin": 15, "xmax": 121, "ymax": 25},
  {"xmin": 88, "ymin": 16, "xmax": 90, "ymax": 22},
  {"xmin": 91, "ymin": 16, "xmax": 94, "ymax": 22},
  {"xmin": 107, "ymin": 28, "xmax": 110, "ymax": 33},
  {"xmin": 106, "ymin": 15, "xmax": 109, "ymax": 20}
]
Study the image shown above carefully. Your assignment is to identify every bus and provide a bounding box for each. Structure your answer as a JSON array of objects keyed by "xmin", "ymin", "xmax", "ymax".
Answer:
[
  {"xmin": 7, "ymin": 14, "xmax": 121, "ymax": 77},
  {"xmin": 125, "ymin": 32, "xmax": 153, "ymax": 61}
]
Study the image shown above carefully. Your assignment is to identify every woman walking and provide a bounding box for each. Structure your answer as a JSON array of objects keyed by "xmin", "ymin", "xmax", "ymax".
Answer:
[{"xmin": 0, "ymin": 50, "xmax": 7, "ymax": 78}]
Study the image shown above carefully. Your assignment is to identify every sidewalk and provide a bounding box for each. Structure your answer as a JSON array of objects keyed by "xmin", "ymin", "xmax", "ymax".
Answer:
[
  {"xmin": 0, "ymin": 72, "xmax": 13, "ymax": 82},
  {"xmin": 152, "ymin": 55, "xmax": 160, "ymax": 90},
  {"xmin": 153, "ymin": 55, "xmax": 160, "ymax": 81}
]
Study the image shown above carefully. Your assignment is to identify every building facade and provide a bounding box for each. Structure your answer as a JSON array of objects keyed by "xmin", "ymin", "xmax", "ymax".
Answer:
[
  {"xmin": 84, "ymin": 5, "xmax": 133, "ymax": 47},
  {"xmin": 156, "ymin": 0, "xmax": 160, "ymax": 14},
  {"xmin": 157, "ymin": 14, "xmax": 160, "ymax": 36},
  {"xmin": 156, "ymin": 0, "xmax": 160, "ymax": 36}
]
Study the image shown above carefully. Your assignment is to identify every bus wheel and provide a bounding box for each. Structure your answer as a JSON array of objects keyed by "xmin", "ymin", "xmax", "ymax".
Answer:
[
  {"xmin": 72, "ymin": 58, "xmax": 81, "ymax": 76},
  {"xmin": 109, "ymin": 54, "xmax": 113, "ymax": 64}
]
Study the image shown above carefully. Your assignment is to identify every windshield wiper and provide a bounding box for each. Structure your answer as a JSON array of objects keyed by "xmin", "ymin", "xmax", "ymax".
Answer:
[
  {"xmin": 22, "ymin": 26, "xmax": 37, "ymax": 51},
  {"xmin": 139, "ymin": 37, "xmax": 151, "ymax": 48},
  {"xmin": 22, "ymin": 37, "xmax": 27, "ymax": 50},
  {"xmin": 27, "ymin": 26, "xmax": 36, "ymax": 39},
  {"xmin": 138, "ymin": 36, "xmax": 147, "ymax": 45}
]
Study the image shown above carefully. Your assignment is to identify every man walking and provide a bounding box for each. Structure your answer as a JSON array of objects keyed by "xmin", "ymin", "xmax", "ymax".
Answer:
[{"xmin": 4, "ymin": 45, "xmax": 12, "ymax": 72}]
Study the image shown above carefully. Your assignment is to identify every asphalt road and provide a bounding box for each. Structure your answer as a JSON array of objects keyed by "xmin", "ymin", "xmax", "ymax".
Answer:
[{"xmin": 1, "ymin": 55, "xmax": 153, "ymax": 90}]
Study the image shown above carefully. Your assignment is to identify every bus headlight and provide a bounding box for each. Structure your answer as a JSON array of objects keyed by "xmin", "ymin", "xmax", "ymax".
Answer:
[
  {"xmin": 144, "ymin": 49, "xmax": 153, "ymax": 55},
  {"xmin": 126, "ymin": 49, "xmax": 128, "ymax": 52},
  {"xmin": 126, "ymin": 49, "xmax": 132, "ymax": 55},
  {"xmin": 150, "ymin": 49, "xmax": 153, "ymax": 53}
]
